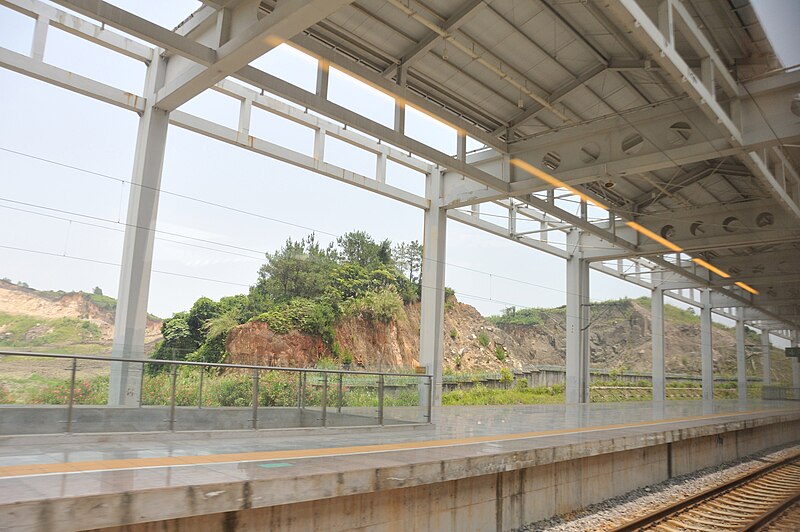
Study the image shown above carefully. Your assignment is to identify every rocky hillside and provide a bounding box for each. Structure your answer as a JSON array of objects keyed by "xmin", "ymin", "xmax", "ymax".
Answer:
[
  {"xmin": 0, "ymin": 280, "xmax": 161, "ymax": 354},
  {"xmin": 0, "ymin": 276, "xmax": 788, "ymax": 381},
  {"xmin": 227, "ymin": 296, "xmax": 791, "ymax": 381}
]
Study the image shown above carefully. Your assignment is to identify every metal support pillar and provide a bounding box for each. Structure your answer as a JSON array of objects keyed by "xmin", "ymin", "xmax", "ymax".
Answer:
[
  {"xmin": 419, "ymin": 167, "xmax": 446, "ymax": 418},
  {"xmin": 700, "ymin": 288, "xmax": 713, "ymax": 401},
  {"xmin": 792, "ymin": 331, "xmax": 800, "ymax": 389},
  {"xmin": 108, "ymin": 55, "xmax": 169, "ymax": 406},
  {"xmin": 651, "ymin": 273, "xmax": 665, "ymax": 402},
  {"xmin": 566, "ymin": 229, "xmax": 590, "ymax": 404},
  {"xmin": 736, "ymin": 308, "xmax": 747, "ymax": 399},
  {"xmin": 394, "ymin": 65, "xmax": 406, "ymax": 133},
  {"xmin": 761, "ymin": 328, "xmax": 771, "ymax": 386}
]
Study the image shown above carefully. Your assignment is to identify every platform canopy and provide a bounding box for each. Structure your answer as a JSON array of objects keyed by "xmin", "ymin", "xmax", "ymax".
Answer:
[
  {"xmin": 237, "ymin": 0, "xmax": 798, "ymax": 329},
  {"xmin": 184, "ymin": 0, "xmax": 799, "ymax": 330}
]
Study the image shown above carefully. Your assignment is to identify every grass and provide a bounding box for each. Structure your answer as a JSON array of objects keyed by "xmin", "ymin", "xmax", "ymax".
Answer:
[
  {"xmin": 0, "ymin": 369, "xmax": 776, "ymax": 407},
  {"xmin": 1, "ymin": 369, "xmax": 572, "ymax": 407},
  {"xmin": 0, "ymin": 312, "xmax": 102, "ymax": 348},
  {"xmin": 443, "ymin": 383, "xmax": 565, "ymax": 405}
]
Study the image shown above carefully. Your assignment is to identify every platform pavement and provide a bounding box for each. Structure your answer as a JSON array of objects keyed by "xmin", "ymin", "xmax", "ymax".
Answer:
[{"xmin": 1, "ymin": 400, "xmax": 798, "ymax": 531}]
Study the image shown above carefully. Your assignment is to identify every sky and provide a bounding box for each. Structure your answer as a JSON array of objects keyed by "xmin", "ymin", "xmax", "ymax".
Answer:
[{"xmin": 0, "ymin": 0, "xmax": 795, "ymax": 332}]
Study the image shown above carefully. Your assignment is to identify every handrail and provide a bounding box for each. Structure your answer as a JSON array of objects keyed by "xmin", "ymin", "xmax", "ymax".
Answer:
[
  {"xmin": 0, "ymin": 350, "xmax": 431, "ymax": 378},
  {"xmin": 0, "ymin": 349, "xmax": 434, "ymax": 433}
]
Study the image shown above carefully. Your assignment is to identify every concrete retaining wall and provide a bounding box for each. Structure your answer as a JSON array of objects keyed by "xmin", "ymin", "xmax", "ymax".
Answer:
[
  {"xmin": 91, "ymin": 415, "xmax": 800, "ymax": 532},
  {"xmin": 442, "ymin": 367, "xmax": 759, "ymax": 392}
]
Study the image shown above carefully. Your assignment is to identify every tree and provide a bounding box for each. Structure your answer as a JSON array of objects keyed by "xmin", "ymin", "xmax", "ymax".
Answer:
[
  {"xmin": 150, "ymin": 311, "xmax": 196, "ymax": 371},
  {"xmin": 251, "ymin": 234, "xmax": 337, "ymax": 303},
  {"xmin": 93, "ymin": 286, "xmax": 103, "ymax": 296},
  {"xmin": 336, "ymin": 231, "xmax": 393, "ymax": 268},
  {"xmin": 187, "ymin": 297, "xmax": 219, "ymax": 346},
  {"xmin": 394, "ymin": 240, "xmax": 422, "ymax": 284}
]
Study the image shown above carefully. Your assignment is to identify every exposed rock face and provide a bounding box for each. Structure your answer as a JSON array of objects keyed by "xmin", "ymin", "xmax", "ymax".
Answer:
[
  {"xmin": 226, "ymin": 322, "xmax": 327, "ymax": 367},
  {"xmin": 224, "ymin": 297, "xmax": 789, "ymax": 380},
  {"xmin": 0, "ymin": 280, "xmax": 161, "ymax": 347},
  {"xmin": 226, "ymin": 299, "xmax": 539, "ymax": 371}
]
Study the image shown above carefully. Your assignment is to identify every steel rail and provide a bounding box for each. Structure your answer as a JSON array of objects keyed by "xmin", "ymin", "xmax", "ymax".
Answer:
[{"xmin": 610, "ymin": 452, "xmax": 800, "ymax": 531}]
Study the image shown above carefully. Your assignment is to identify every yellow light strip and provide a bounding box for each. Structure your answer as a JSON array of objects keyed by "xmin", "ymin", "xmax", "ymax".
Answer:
[
  {"xmin": 691, "ymin": 258, "xmax": 731, "ymax": 279},
  {"xmin": 735, "ymin": 281, "xmax": 760, "ymax": 295},
  {"xmin": 625, "ymin": 221, "xmax": 684, "ymax": 253},
  {"xmin": 510, "ymin": 158, "xmax": 609, "ymax": 211},
  {"xmin": 507, "ymin": 159, "xmax": 764, "ymax": 293}
]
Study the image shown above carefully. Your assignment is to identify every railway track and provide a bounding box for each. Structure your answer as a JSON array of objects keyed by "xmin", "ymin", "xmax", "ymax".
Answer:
[{"xmin": 611, "ymin": 453, "xmax": 800, "ymax": 531}]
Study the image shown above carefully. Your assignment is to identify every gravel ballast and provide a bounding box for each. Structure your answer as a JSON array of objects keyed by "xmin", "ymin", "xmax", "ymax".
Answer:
[{"xmin": 517, "ymin": 443, "xmax": 800, "ymax": 531}]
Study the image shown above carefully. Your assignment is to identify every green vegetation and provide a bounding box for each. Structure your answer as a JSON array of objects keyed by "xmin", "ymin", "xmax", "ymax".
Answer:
[
  {"xmin": 488, "ymin": 306, "xmax": 559, "ymax": 326},
  {"xmin": 151, "ymin": 231, "xmax": 448, "ymax": 368},
  {"xmin": 494, "ymin": 345, "xmax": 506, "ymax": 361},
  {"xmin": 0, "ymin": 312, "xmax": 102, "ymax": 348},
  {"xmin": 478, "ymin": 331, "xmax": 490, "ymax": 347},
  {"xmin": 0, "ymin": 367, "xmax": 423, "ymax": 408},
  {"xmin": 443, "ymin": 383, "xmax": 565, "ymax": 406},
  {"xmin": 449, "ymin": 328, "xmax": 457, "ymax": 340}
]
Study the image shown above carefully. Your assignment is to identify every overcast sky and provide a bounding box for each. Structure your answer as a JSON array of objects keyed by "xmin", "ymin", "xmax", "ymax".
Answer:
[{"xmin": 0, "ymin": 0, "xmax": 795, "ymax": 330}]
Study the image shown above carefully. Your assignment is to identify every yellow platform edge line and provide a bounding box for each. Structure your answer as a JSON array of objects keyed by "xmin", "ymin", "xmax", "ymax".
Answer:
[{"xmin": 0, "ymin": 408, "xmax": 793, "ymax": 478}]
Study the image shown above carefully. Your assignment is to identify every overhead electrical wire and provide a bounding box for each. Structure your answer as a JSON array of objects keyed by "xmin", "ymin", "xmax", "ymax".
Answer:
[
  {"xmin": 0, "ymin": 148, "xmax": 755, "ymax": 324},
  {"xmin": 0, "ymin": 146, "xmax": 649, "ymax": 295}
]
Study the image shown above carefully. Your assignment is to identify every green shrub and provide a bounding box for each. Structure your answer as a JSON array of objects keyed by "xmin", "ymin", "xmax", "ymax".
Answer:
[
  {"xmin": 343, "ymin": 288, "xmax": 403, "ymax": 323},
  {"xmin": 499, "ymin": 367, "xmax": 513, "ymax": 385},
  {"xmin": 449, "ymin": 328, "xmax": 457, "ymax": 340},
  {"xmin": 258, "ymin": 371, "xmax": 297, "ymax": 406},
  {"xmin": 315, "ymin": 357, "xmax": 338, "ymax": 370},
  {"xmin": 495, "ymin": 346, "xmax": 506, "ymax": 361},
  {"xmin": 341, "ymin": 349, "xmax": 353, "ymax": 365},
  {"xmin": 31, "ymin": 375, "xmax": 108, "ymax": 405},
  {"xmin": 478, "ymin": 331, "xmax": 490, "ymax": 347},
  {"xmin": 208, "ymin": 374, "xmax": 251, "ymax": 407},
  {"xmin": 186, "ymin": 335, "xmax": 227, "ymax": 365}
]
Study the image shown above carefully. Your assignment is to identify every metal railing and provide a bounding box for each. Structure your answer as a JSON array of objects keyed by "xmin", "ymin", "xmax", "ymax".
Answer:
[
  {"xmin": 0, "ymin": 350, "xmax": 433, "ymax": 434},
  {"xmin": 763, "ymin": 386, "xmax": 800, "ymax": 401}
]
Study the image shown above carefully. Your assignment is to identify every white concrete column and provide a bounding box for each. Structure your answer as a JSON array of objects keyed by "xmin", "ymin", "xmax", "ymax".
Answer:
[
  {"xmin": 761, "ymin": 328, "xmax": 771, "ymax": 386},
  {"xmin": 651, "ymin": 274, "xmax": 665, "ymax": 402},
  {"xmin": 566, "ymin": 229, "xmax": 590, "ymax": 404},
  {"xmin": 419, "ymin": 167, "xmax": 446, "ymax": 415},
  {"xmin": 735, "ymin": 309, "xmax": 747, "ymax": 399},
  {"xmin": 792, "ymin": 331, "xmax": 800, "ymax": 389},
  {"xmin": 700, "ymin": 288, "xmax": 713, "ymax": 401},
  {"xmin": 108, "ymin": 55, "xmax": 169, "ymax": 406},
  {"xmin": 394, "ymin": 65, "xmax": 406, "ymax": 134}
]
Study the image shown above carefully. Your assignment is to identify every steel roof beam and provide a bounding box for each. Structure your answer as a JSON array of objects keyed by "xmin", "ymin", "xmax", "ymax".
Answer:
[
  {"xmin": 154, "ymin": 0, "xmax": 353, "ymax": 111},
  {"xmin": 0, "ymin": 47, "xmax": 145, "ymax": 112},
  {"xmin": 50, "ymin": 0, "xmax": 507, "ymax": 152},
  {"xmin": 288, "ymin": 33, "xmax": 506, "ymax": 151},
  {"xmin": 384, "ymin": 0, "xmax": 572, "ymax": 123},
  {"xmin": 49, "ymin": 0, "xmax": 216, "ymax": 64},
  {"xmin": 381, "ymin": 0, "xmax": 485, "ymax": 80},
  {"xmin": 499, "ymin": 64, "xmax": 607, "ymax": 132},
  {"xmin": 603, "ymin": 0, "xmax": 800, "ymax": 221}
]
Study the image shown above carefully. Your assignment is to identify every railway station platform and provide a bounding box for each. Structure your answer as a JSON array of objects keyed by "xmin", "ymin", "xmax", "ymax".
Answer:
[{"xmin": 1, "ymin": 399, "xmax": 798, "ymax": 531}]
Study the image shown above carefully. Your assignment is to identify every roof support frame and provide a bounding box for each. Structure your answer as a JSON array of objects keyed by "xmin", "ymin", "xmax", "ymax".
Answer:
[
  {"xmin": 154, "ymin": 0, "xmax": 353, "ymax": 111},
  {"xmin": 604, "ymin": 0, "xmax": 800, "ymax": 221},
  {"xmin": 381, "ymin": 0, "xmax": 485, "ymax": 80}
]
